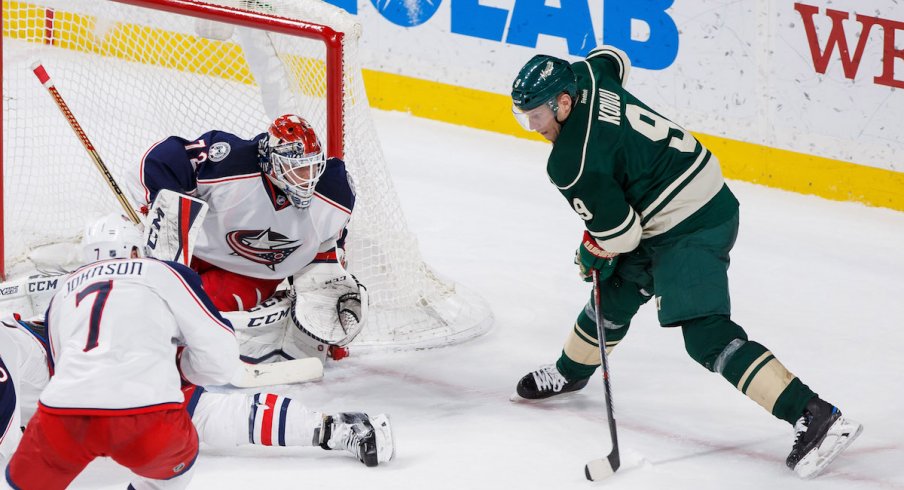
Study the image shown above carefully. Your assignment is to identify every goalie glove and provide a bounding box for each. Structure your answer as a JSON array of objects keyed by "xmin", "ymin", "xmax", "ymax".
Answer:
[
  {"xmin": 290, "ymin": 260, "xmax": 368, "ymax": 347},
  {"xmin": 576, "ymin": 231, "xmax": 619, "ymax": 282}
]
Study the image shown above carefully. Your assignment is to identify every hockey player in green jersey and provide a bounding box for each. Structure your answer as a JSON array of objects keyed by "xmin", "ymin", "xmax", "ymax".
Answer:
[{"xmin": 509, "ymin": 47, "xmax": 862, "ymax": 478}]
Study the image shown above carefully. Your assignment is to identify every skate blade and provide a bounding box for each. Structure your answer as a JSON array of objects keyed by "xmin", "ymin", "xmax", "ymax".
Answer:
[
  {"xmin": 509, "ymin": 390, "xmax": 583, "ymax": 403},
  {"xmin": 794, "ymin": 417, "xmax": 863, "ymax": 479},
  {"xmin": 370, "ymin": 413, "xmax": 395, "ymax": 464}
]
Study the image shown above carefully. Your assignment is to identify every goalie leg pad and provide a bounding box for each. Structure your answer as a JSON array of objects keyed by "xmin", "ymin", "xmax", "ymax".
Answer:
[
  {"xmin": 0, "ymin": 274, "xmax": 66, "ymax": 318},
  {"xmin": 222, "ymin": 292, "xmax": 293, "ymax": 363},
  {"xmin": 282, "ymin": 324, "xmax": 330, "ymax": 363}
]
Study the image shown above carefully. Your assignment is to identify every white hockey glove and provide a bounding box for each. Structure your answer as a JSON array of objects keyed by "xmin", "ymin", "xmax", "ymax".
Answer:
[{"xmin": 290, "ymin": 261, "xmax": 368, "ymax": 347}]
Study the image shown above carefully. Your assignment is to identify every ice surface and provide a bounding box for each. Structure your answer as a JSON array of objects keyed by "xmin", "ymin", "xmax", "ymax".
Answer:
[{"xmin": 67, "ymin": 110, "xmax": 904, "ymax": 489}]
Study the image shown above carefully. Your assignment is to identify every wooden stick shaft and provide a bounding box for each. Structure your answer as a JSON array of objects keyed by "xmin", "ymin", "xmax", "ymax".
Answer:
[{"xmin": 31, "ymin": 62, "xmax": 141, "ymax": 224}]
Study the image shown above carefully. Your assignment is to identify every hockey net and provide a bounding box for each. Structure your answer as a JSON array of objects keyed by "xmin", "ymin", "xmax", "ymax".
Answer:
[{"xmin": 1, "ymin": 0, "xmax": 493, "ymax": 349}]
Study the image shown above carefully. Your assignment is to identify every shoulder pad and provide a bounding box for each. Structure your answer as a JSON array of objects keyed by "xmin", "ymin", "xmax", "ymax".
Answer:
[
  {"xmin": 196, "ymin": 132, "xmax": 265, "ymax": 180},
  {"xmin": 313, "ymin": 158, "xmax": 356, "ymax": 212},
  {"xmin": 585, "ymin": 45, "xmax": 632, "ymax": 86}
]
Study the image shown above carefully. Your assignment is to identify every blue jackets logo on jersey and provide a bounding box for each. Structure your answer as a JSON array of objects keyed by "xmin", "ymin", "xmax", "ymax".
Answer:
[
  {"xmin": 226, "ymin": 228, "xmax": 301, "ymax": 270},
  {"xmin": 208, "ymin": 142, "xmax": 231, "ymax": 162}
]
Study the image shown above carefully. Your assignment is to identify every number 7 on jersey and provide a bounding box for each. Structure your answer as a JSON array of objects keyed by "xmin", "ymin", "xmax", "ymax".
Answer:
[{"xmin": 75, "ymin": 280, "xmax": 113, "ymax": 352}]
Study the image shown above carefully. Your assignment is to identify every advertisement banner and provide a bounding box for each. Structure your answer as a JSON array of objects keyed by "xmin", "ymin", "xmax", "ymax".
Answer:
[{"xmin": 332, "ymin": 0, "xmax": 901, "ymax": 172}]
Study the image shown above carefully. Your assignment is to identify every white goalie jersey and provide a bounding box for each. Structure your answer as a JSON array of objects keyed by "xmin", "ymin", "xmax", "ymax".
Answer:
[{"xmin": 132, "ymin": 131, "xmax": 355, "ymax": 280}]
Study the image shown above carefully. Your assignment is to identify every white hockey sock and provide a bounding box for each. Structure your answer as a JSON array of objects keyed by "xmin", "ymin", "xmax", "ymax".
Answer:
[{"xmin": 248, "ymin": 393, "xmax": 322, "ymax": 447}]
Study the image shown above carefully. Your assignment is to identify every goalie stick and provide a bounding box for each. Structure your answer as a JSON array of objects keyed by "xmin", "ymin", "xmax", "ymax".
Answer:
[
  {"xmin": 31, "ymin": 61, "xmax": 141, "ymax": 224},
  {"xmin": 231, "ymin": 357, "xmax": 324, "ymax": 388},
  {"xmin": 584, "ymin": 269, "xmax": 621, "ymax": 480}
]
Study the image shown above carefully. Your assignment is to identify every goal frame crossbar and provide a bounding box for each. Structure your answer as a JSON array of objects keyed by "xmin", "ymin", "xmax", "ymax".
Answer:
[{"xmin": 110, "ymin": 0, "xmax": 346, "ymax": 160}]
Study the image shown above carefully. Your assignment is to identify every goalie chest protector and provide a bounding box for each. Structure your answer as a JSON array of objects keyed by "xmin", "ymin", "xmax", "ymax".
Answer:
[{"xmin": 139, "ymin": 132, "xmax": 354, "ymax": 280}]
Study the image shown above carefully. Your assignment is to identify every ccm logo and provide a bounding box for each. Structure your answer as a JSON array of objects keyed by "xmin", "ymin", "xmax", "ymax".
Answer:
[
  {"xmin": 146, "ymin": 207, "xmax": 165, "ymax": 250},
  {"xmin": 28, "ymin": 279, "xmax": 58, "ymax": 292},
  {"xmin": 247, "ymin": 309, "xmax": 289, "ymax": 327}
]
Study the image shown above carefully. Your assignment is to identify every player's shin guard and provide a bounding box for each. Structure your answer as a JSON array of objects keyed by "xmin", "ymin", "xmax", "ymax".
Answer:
[
  {"xmin": 682, "ymin": 316, "xmax": 816, "ymax": 424},
  {"xmin": 192, "ymin": 391, "xmax": 320, "ymax": 448},
  {"xmin": 557, "ymin": 306, "xmax": 630, "ymax": 381}
]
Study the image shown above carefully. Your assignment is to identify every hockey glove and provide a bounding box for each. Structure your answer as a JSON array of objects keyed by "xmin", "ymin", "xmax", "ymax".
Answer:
[
  {"xmin": 576, "ymin": 231, "xmax": 619, "ymax": 282},
  {"xmin": 291, "ymin": 261, "xmax": 369, "ymax": 347}
]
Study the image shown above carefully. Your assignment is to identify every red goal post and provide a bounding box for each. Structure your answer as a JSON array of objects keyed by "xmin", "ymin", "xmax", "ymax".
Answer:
[{"xmin": 1, "ymin": 0, "xmax": 493, "ymax": 349}]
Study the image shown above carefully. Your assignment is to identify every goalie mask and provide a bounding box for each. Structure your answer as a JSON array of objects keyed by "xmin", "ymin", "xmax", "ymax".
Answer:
[
  {"xmin": 81, "ymin": 213, "xmax": 145, "ymax": 263},
  {"xmin": 262, "ymin": 114, "xmax": 326, "ymax": 209}
]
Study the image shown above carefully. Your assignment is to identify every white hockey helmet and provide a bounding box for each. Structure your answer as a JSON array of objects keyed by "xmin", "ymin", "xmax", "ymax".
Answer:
[
  {"xmin": 263, "ymin": 114, "xmax": 326, "ymax": 209},
  {"xmin": 81, "ymin": 212, "xmax": 145, "ymax": 263}
]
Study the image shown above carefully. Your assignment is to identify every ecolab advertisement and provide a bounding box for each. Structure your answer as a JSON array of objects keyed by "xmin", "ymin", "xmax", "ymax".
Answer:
[{"xmin": 326, "ymin": 0, "xmax": 902, "ymax": 172}]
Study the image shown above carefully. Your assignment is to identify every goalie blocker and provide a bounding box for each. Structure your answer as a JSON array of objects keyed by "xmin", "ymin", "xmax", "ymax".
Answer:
[{"xmin": 143, "ymin": 188, "xmax": 208, "ymax": 266}]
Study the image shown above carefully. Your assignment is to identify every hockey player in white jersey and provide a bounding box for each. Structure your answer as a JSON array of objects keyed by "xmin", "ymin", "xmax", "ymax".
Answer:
[
  {"xmin": 0, "ymin": 316, "xmax": 49, "ymax": 465},
  {"xmin": 131, "ymin": 114, "xmax": 365, "ymax": 362},
  {"xmin": 2, "ymin": 215, "xmax": 393, "ymax": 488},
  {"xmin": 6, "ymin": 214, "xmax": 239, "ymax": 489},
  {"xmin": 0, "ymin": 334, "xmax": 22, "ymax": 463},
  {"xmin": 0, "ymin": 315, "xmax": 394, "ymax": 474}
]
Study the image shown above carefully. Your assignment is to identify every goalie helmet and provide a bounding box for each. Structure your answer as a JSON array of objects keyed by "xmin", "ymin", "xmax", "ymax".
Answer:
[
  {"xmin": 262, "ymin": 114, "xmax": 327, "ymax": 209},
  {"xmin": 81, "ymin": 212, "xmax": 145, "ymax": 263}
]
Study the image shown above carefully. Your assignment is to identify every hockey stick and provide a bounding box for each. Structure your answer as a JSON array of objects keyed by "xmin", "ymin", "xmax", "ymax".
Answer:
[
  {"xmin": 584, "ymin": 269, "xmax": 621, "ymax": 480},
  {"xmin": 231, "ymin": 357, "xmax": 324, "ymax": 388},
  {"xmin": 30, "ymin": 62, "xmax": 141, "ymax": 224}
]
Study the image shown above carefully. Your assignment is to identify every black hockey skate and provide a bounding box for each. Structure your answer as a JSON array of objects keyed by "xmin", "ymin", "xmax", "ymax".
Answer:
[
  {"xmin": 511, "ymin": 364, "xmax": 589, "ymax": 401},
  {"xmin": 786, "ymin": 397, "xmax": 862, "ymax": 478},
  {"xmin": 318, "ymin": 412, "xmax": 394, "ymax": 467}
]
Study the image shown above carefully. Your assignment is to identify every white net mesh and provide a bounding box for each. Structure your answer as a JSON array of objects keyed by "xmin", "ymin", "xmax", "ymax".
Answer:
[{"xmin": 2, "ymin": 0, "xmax": 492, "ymax": 349}]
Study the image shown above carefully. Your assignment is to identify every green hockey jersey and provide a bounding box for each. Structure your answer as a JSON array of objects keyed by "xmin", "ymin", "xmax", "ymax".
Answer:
[{"xmin": 547, "ymin": 46, "xmax": 739, "ymax": 253}]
